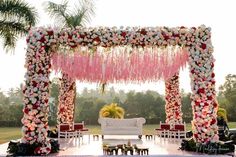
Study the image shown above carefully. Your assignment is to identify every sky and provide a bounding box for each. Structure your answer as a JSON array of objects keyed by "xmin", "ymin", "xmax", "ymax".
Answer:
[{"xmin": 0, "ymin": 0, "xmax": 236, "ymax": 95}]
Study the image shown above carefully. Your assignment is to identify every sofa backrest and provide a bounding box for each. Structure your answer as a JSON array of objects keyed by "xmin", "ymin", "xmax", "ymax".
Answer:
[{"xmin": 98, "ymin": 118, "xmax": 146, "ymax": 127}]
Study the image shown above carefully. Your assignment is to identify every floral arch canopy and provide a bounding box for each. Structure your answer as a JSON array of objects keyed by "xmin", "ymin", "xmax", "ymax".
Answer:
[
  {"xmin": 49, "ymin": 26, "xmax": 192, "ymax": 82},
  {"xmin": 22, "ymin": 25, "xmax": 218, "ymax": 155}
]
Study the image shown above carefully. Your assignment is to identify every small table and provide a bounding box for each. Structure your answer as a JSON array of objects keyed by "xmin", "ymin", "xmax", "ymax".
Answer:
[
  {"xmin": 103, "ymin": 145, "xmax": 118, "ymax": 155},
  {"xmin": 93, "ymin": 134, "xmax": 99, "ymax": 140},
  {"xmin": 122, "ymin": 145, "xmax": 134, "ymax": 155},
  {"xmin": 135, "ymin": 145, "xmax": 149, "ymax": 155},
  {"xmin": 145, "ymin": 134, "xmax": 153, "ymax": 140}
]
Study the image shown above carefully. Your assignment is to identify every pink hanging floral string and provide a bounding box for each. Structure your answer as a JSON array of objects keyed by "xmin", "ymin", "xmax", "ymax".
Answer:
[{"xmin": 51, "ymin": 46, "xmax": 188, "ymax": 83}]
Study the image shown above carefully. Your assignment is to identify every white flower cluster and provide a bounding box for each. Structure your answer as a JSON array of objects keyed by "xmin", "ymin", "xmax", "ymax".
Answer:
[{"xmin": 55, "ymin": 26, "xmax": 201, "ymax": 49}]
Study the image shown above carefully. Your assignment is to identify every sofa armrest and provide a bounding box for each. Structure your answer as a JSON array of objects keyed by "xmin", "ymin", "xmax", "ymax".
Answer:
[
  {"xmin": 98, "ymin": 118, "xmax": 107, "ymax": 126},
  {"xmin": 98, "ymin": 118, "xmax": 102, "ymax": 125},
  {"xmin": 136, "ymin": 118, "xmax": 146, "ymax": 127}
]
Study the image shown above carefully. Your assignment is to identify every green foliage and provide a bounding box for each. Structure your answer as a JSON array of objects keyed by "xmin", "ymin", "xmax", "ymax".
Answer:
[
  {"xmin": 180, "ymin": 138, "xmax": 196, "ymax": 151},
  {"xmin": 218, "ymin": 74, "xmax": 236, "ymax": 121},
  {"xmin": 7, "ymin": 139, "xmax": 59, "ymax": 156},
  {"xmin": 0, "ymin": 0, "xmax": 38, "ymax": 51},
  {"xmin": 181, "ymin": 91, "xmax": 192, "ymax": 123},
  {"xmin": 45, "ymin": 0, "xmax": 94, "ymax": 28},
  {"xmin": 99, "ymin": 103, "xmax": 125, "ymax": 119},
  {"xmin": 1, "ymin": 73, "xmax": 236, "ymax": 127},
  {"xmin": 217, "ymin": 108, "xmax": 228, "ymax": 122},
  {"xmin": 75, "ymin": 97, "xmax": 99, "ymax": 124},
  {"xmin": 124, "ymin": 90, "xmax": 166, "ymax": 123},
  {"xmin": 181, "ymin": 138, "xmax": 235, "ymax": 154},
  {"xmin": 0, "ymin": 87, "xmax": 23, "ymax": 126},
  {"xmin": 48, "ymin": 79, "xmax": 60, "ymax": 125},
  {"xmin": 0, "ymin": 87, "xmax": 198, "ymax": 126}
]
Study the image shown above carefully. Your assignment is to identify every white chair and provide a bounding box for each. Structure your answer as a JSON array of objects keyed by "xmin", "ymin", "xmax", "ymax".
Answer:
[
  {"xmin": 154, "ymin": 122, "xmax": 171, "ymax": 140},
  {"xmin": 169, "ymin": 122, "xmax": 186, "ymax": 140},
  {"xmin": 73, "ymin": 121, "xmax": 90, "ymax": 143},
  {"xmin": 58, "ymin": 123, "xmax": 76, "ymax": 140}
]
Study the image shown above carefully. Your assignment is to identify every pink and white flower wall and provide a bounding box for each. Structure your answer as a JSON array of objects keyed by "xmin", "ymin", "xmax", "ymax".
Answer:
[
  {"xmin": 22, "ymin": 25, "xmax": 218, "ymax": 155},
  {"xmin": 165, "ymin": 73, "xmax": 183, "ymax": 126},
  {"xmin": 57, "ymin": 73, "xmax": 76, "ymax": 126}
]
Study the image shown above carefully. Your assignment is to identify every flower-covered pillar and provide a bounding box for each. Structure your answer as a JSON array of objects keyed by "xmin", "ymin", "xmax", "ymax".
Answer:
[
  {"xmin": 188, "ymin": 26, "xmax": 218, "ymax": 143},
  {"xmin": 21, "ymin": 28, "xmax": 55, "ymax": 155},
  {"xmin": 165, "ymin": 73, "xmax": 182, "ymax": 126},
  {"xmin": 57, "ymin": 73, "xmax": 76, "ymax": 125}
]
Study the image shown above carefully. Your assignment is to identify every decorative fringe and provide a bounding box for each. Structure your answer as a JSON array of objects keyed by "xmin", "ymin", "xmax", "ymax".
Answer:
[{"xmin": 52, "ymin": 46, "xmax": 188, "ymax": 83}]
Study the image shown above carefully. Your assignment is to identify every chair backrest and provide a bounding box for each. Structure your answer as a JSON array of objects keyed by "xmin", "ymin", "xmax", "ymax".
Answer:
[
  {"xmin": 160, "ymin": 122, "xmax": 170, "ymax": 130},
  {"xmin": 73, "ymin": 121, "xmax": 84, "ymax": 130},
  {"xmin": 174, "ymin": 123, "xmax": 185, "ymax": 131},
  {"xmin": 59, "ymin": 123, "xmax": 70, "ymax": 132}
]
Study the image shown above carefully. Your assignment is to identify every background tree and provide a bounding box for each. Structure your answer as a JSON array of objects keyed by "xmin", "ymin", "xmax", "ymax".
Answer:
[
  {"xmin": 45, "ymin": 0, "xmax": 95, "ymax": 124},
  {"xmin": 45, "ymin": 0, "xmax": 94, "ymax": 28},
  {"xmin": 0, "ymin": 87, "xmax": 23, "ymax": 126},
  {"xmin": 181, "ymin": 90, "xmax": 192, "ymax": 123},
  {"xmin": 0, "ymin": 0, "xmax": 37, "ymax": 51},
  {"xmin": 48, "ymin": 78, "xmax": 60, "ymax": 125},
  {"xmin": 218, "ymin": 74, "xmax": 236, "ymax": 121},
  {"xmin": 1, "ymin": 75, "xmax": 236, "ymax": 126},
  {"xmin": 124, "ymin": 90, "xmax": 166, "ymax": 123}
]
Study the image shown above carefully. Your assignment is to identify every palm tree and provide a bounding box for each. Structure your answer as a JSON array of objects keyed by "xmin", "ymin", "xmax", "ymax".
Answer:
[
  {"xmin": 99, "ymin": 103, "xmax": 125, "ymax": 119},
  {"xmin": 0, "ymin": 0, "xmax": 38, "ymax": 51},
  {"xmin": 45, "ymin": 0, "xmax": 95, "ymax": 124},
  {"xmin": 45, "ymin": 0, "xmax": 94, "ymax": 28}
]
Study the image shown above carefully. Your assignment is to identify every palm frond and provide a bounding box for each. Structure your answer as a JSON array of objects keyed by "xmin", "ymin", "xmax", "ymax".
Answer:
[
  {"xmin": 0, "ymin": 0, "xmax": 38, "ymax": 27},
  {"xmin": 0, "ymin": 30, "xmax": 17, "ymax": 52},
  {"xmin": 0, "ymin": 20, "xmax": 27, "ymax": 51},
  {"xmin": 71, "ymin": 0, "xmax": 95, "ymax": 27},
  {"xmin": 0, "ymin": 20, "xmax": 28, "ymax": 36},
  {"xmin": 67, "ymin": 13, "xmax": 83, "ymax": 28},
  {"xmin": 45, "ymin": 0, "xmax": 70, "ymax": 27},
  {"xmin": 45, "ymin": 0, "xmax": 95, "ymax": 28}
]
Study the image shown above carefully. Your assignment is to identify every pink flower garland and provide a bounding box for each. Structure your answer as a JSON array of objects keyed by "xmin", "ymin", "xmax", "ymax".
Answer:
[
  {"xmin": 57, "ymin": 73, "xmax": 76, "ymax": 126},
  {"xmin": 165, "ymin": 73, "xmax": 182, "ymax": 126},
  {"xmin": 52, "ymin": 47, "xmax": 188, "ymax": 83}
]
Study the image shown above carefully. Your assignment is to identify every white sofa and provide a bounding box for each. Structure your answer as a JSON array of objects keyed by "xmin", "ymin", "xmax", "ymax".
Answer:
[{"xmin": 98, "ymin": 118, "xmax": 146, "ymax": 139}]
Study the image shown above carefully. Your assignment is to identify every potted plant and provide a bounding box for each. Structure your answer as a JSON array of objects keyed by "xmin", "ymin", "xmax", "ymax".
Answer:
[{"xmin": 99, "ymin": 103, "xmax": 125, "ymax": 119}]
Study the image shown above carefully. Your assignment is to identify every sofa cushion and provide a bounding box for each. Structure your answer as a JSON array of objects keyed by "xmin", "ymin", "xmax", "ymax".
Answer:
[
  {"xmin": 106, "ymin": 126, "xmax": 138, "ymax": 131},
  {"xmin": 106, "ymin": 119, "xmax": 137, "ymax": 127}
]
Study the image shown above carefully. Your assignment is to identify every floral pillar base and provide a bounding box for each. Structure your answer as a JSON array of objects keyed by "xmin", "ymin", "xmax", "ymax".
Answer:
[
  {"xmin": 165, "ymin": 73, "xmax": 183, "ymax": 126},
  {"xmin": 57, "ymin": 73, "xmax": 76, "ymax": 125}
]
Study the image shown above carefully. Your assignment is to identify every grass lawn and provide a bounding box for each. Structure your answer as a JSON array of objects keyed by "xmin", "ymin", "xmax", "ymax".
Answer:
[
  {"xmin": 0, "ymin": 127, "xmax": 22, "ymax": 144},
  {"xmin": 1, "ymin": 122, "xmax": 236, "ymax": 144}
]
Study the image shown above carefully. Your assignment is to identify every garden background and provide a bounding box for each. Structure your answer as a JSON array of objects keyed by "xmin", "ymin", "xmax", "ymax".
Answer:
[{"xmin": 0, "ymin": 74, "xmax": 235, "ymax": 144}]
